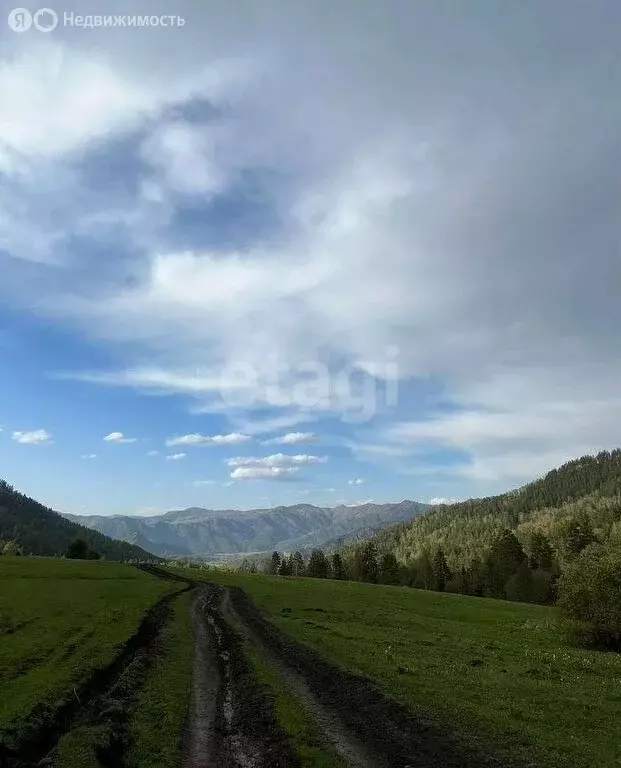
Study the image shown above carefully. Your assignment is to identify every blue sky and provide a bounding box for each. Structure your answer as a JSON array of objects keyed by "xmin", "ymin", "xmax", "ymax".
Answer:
[{"xmin": 1, "ymin": 2, "xmax": 620, "ymax": 515}]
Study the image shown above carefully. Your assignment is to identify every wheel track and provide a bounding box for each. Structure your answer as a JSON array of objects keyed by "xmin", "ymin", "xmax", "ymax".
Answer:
[
  {"xmin": 220, "ymin": 588, "xmax": 376, "ymax": 768},
  {"xmin": 183, "ymin": 584, "xmax": 299, "ymax": 768},
  {"xmin": 2, "ymin": 582, "xmax": 190, "ymax": 768}
]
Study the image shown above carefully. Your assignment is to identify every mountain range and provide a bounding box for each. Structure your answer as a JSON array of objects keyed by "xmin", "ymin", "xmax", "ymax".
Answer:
[{"xmin": 63, "ymin": 501, "xmax": 429, "ymax": 559}]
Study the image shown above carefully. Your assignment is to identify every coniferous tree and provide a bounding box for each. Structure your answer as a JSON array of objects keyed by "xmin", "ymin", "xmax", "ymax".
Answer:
[
  {"xmin": 531, "ymin": 568, "xmax": 556, "ymax": 604},
  {"xmin": 432, "ymin": 548, "xmax": 451, "ymax": 592},
  {"xmin": 505, "ymin": 561, "xmax": 534, "ymax": 603},
  {"xmin": 527, "ymin": 531, "xmax": 555, "ymax": 570},
  {"xmin": 414, "ymin": 552, "xmax": 434, "ymax": 590},
  {"xmin": 331, "ymin": 552, "xmax": 346, "ymax": 580},
  {"xmin": 467, "ymin": 557, "xmax": 485, "ymax": 596},
  {"xmin": 485, "ymin": 529, "xmax": 527, "ymax": 598},
  {"xmin": 357, "ymin": 541, "xmax": 378, "ymax": 583},
  {"xmin": 562, "ymin": 514, "xmax": 596, "ymax": 560},
  {"xmin": 446, "ymin": 567, "xmax": 470, "ymax": 595},
  {"xmin": 267, "ymin": 551, "xmax": 282, "ymax": 575},
  {"xmin": 378, "ymin": 552, "xmax": 400, "ymax": 585},
  {"xmin": 291, "ymin": 551, "xmax": 305, "ymax": 576},
  {"xmin": 307, "ymin": 549, "xmax": 329, "ymax": 579}
]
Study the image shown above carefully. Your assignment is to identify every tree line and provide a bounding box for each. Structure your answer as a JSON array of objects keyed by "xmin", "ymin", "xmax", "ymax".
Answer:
[{"xmin": 242, "ymin": 526, "xmax": 563, "ymax": 605}]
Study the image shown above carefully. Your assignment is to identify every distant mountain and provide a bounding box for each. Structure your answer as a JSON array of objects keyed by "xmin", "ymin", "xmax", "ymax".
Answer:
[
  {"xmin": 63, "ymin": 500, "xmax": 428, "ymax": 559},
  {"xmin": 0, "ymin": 479, "xmax": 158, "ymax": 561}
]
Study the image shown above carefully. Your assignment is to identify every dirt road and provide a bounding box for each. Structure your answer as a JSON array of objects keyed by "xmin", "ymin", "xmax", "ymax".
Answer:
[
  {"xmin": 183, "ymin": 584, "xmax": 299, "ymax": 768},
  {"xmin": 186, "ymin": 584, "xmax": 527, "ymax": 768}
]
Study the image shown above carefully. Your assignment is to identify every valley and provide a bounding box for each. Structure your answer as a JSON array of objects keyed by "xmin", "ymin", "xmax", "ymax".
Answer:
[
  {"xmin": 2, "ymin": 556, "xmax": 620, "ymax": 768},
  {"xmin": 2, "ymin": 451, "xmax": 621, "ymax": 767}
]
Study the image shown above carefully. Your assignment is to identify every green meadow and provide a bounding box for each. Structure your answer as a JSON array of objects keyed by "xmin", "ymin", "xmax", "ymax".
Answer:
[{"xmin": 204, "ymin": 569, "xmax": 621, "ymax": 768}]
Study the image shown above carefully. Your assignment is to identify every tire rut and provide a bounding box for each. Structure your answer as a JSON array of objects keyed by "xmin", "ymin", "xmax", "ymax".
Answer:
[
  {"xmin": 221, "ymin": 588, "xmax": 375, "ymax": 768},
  {"xmin": 4, "ymin": 587, "xmax": 188, "ymax": 768},
  {"xmin": 183, "ymin": 584, "xmax": 299, "ymax": 768}
]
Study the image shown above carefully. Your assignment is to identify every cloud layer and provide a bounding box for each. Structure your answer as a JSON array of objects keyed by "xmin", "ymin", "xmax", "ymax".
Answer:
[
  {"xmin": 226, "ymin": 453, "xmax": 328, "ymax": 481},
  {"xmin": 166, "ymin": 432, "xmax": 250, "ymax": 447},
  {"xmin": 1, "ymin": 2, "xmax": 620, "ymax": 500}
]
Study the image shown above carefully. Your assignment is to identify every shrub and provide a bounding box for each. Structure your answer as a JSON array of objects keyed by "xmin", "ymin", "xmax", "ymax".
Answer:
[{"xmin": 557, "ymin": 543, "xmax": 621, "ymax": 650}]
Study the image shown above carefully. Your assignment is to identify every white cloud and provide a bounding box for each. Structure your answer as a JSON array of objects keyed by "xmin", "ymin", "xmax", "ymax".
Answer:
[
  {"xmin": 226, "ymin": 452, "xmax": 327, "ymax": 480},
  {"xmin": 166, "ymin": 453, "xmax": 186, "ymax": 460},
  {"xmin": 12, "ymin": 429, "xmax": 52, "ymax": 445},
  {"xmin": 226, "ymin": 453, "xmax": 327, "ymax": 469},
  {"xmin": 103, "ymin": 432, "xmax": 137, "ymax": 444},
  {"xmin": 428, "ymin": 497, "xmax": 456, "ymax": 506},
  {"xmin": 230, "ymin": 466, "xmax": 299, "ymax": 480},
  {"xmin": 193, "ymin": 479, "xmax": 217, "ymax": 486},
  {"xmin": 81, "ymin": 453, "xmax": 97, "ymax": 459},
  {"xmin": 347, "ymin": 441, "xmax": 414, "ymax": 462},
  {"xmin": 348, "ymin": 478, "xmax": 366, "ymax": 486},
  {"xmin": 232, "ymin": 413, "xmax": 317, "ymax": 436},
  {"xmin": 0, "ymin": 44, "xmax": 155, "ymax": 175},
  {"xmin": 146, "ymin": 450, "xmax": 159, "ymax": 456},
  {"xmin": 345, "ymin": 499, "xmax": 374, "ymax": 507},
  {"xmin": 166, "ymin": 432, "xmax": 250, "ymax": 447},
  {"xmin": 261, "ymin": 432, "xmax": 316, "ymax": 446},
  {"xmin": 141, "ymin": 121, "xmax": 228, "ymax": 198}
]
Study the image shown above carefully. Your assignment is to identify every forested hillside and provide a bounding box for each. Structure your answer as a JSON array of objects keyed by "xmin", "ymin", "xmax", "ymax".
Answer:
[
  {"xmin": 373, "ymin": 450, "xmax": 621, "ymax": 568},
  {"xmin": 0, "ymin": 479, "xmax": 159, "ymax": 561},
  {"xmin": 329, "ymin": 450, "xmax": 621, "ymax": 606}
]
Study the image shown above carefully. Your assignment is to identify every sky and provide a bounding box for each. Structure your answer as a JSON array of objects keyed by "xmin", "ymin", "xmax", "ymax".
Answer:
[{"xmin": 1, "ymin": 1, "xmax": 620, "ymax": 516}]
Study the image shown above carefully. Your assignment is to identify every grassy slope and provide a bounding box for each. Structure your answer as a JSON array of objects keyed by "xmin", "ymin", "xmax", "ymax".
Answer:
[
  {"xmin": 204, "ymin": 570, "xmax": 621, "ymax": 768},
  {"xmin": 0, "ymin": 557, "xmax": 175, "ymax": 749},
  {"xmin": 126, "ymin": 590, "xmax": 194, "ymax": 768}
]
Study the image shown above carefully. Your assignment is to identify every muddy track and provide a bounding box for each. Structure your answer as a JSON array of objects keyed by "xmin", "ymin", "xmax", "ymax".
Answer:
[
  {"xmin": 224, "ymin": 586, "xmax": 532, "ymax": 768},
  {"xmin": 135, "ymin": 564, "xmax": 195, "ymax": 584},
  {"xmin": 6, "ymin": 586, "xmax": 189, "ymax": 768},
  {"xmin": 183, "ymin": 584, "xmax": 299, "ymax": 768}
]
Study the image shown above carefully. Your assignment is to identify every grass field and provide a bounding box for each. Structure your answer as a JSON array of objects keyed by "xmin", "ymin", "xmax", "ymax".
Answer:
[
  {"xmin": 201, "ymin": 569, "xmax": 621, "ymax": 768},
  {"xmin": 4, "ymin": 555, "xmax": 620, "ymax": 767},
  {"xmin": 126, "ymin": 590, "xmax": 194, "ymax": 768},
  {"xmin": 0, "ymin": 557, "xmax": 176, "ymax": 753}
]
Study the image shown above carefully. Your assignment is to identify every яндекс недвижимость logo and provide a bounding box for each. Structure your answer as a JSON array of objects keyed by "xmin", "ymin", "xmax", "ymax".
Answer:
[{"xmin": 7, "ymin": 7, "xmax": 58, "ymax": 32}]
